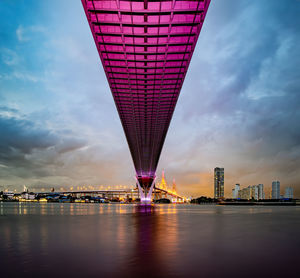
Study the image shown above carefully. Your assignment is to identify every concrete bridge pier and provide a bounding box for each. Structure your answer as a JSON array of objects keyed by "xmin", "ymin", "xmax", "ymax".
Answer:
[{"xmin": 136, "ymin": 176, "xmax": 156, "ymax": 205}]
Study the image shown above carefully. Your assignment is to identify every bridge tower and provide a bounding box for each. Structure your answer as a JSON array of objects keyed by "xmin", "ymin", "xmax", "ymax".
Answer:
[
  {"xmin": 160, "ymin": 170, "xmax": 168, "ymax": 190},
  {"xmin": 172, "ymin": 178, "xmax": 177, "ymax": 195}
]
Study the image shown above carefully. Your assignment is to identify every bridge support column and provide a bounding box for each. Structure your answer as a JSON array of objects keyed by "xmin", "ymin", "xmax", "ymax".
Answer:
[{"xmin": 136, "ymin": 177, "xmax": 155, "ymax": 205}]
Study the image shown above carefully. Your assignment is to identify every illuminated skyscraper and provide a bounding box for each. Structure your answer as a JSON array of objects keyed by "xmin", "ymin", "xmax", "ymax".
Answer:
[
  {"xmin": 272, "ymin": 181, "xmax": 280, "ymax": 199},
  {"xmin": 214, "ymin": 167, "xmax": 224, "ymax": 198}
]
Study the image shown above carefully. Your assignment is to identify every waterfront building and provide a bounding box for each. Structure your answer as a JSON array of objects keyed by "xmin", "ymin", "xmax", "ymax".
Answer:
[
  {"xmin": 232, "ymin": 184, "xmax": 240, "ymax": 199},
  {"xmin": 251, "ymin": 185, "xmax": 259, "ymax": 200},
  {"xmin": 272, "ymin": 181, "xmax": 280, "ymax": 199},
  {"xmin": 233, "ymin": 184, "xmax": 264, "ymax": 200},
  {"xmin": 238, "ymin": 186, "xmax": 251, "ymax": 200},
  {"xmin": 214, "ymin": 167, "xmax": 224, "ymax": 198},
  {"xmin": 3, "ymin": 191, "xmax": 14, "ymax": 200},
  {"xmin": 250, "ymin": 186, "xmax": 255, "ymax": 200},
  {"xmin": 258, "ymin": 184, "xmax": 264, "ymax": 200},
  {"xmin": 245, "ymin": 187, "xmax": 251, "ymax": 199},
  {"xmin": 284, "ymin": 187, "xmax": 293, "ymax": 199},
  {"xmin": 238, "ymin": 189, "xmax": 242, "ymax": 199},
  {"xmin": 21, "ymin": 192, "xmax": 36, "ymax": 200}
]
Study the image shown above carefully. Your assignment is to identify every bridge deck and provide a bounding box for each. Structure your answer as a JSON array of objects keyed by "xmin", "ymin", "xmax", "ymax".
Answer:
[{"xmin": 82, "ymin": 0, "xmax": 211, "ymax": 182}]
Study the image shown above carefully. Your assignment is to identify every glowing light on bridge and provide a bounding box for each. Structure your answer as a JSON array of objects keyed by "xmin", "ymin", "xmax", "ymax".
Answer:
[{"xmin": 82, "ymin": 0, "xmax": 211, "ymax": 202}]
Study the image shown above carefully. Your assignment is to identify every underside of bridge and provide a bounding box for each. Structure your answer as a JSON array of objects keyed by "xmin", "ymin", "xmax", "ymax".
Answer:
[{"xmin": 82, "ymin": 0, "xmax": 211, "ymax": 203}]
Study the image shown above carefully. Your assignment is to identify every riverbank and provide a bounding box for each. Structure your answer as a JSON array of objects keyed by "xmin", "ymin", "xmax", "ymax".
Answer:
[{"xmin": 218, "ymin": 201, "xmax": 299, "ymax": 206}]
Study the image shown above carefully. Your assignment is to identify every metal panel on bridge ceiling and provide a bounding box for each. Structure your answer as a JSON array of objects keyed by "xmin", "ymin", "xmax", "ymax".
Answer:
[{"xmin": 82, "ymin": 0, "xmax": 211, "ymax": 185}]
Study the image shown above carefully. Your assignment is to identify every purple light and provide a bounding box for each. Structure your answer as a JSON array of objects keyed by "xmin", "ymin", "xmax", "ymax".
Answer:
[{"xmin": 82, "ymin": 0, "xmax": 211, "ymax": 186}]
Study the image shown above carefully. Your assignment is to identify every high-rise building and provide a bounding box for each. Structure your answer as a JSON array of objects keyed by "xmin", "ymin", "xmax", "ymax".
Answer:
[
  {"xmin": 236, "ymin": 185, "xmax": 264, "ymax": 200},
  {"xmin": 284, "ymin": 187, "xmax": 293, "ymax": 199},
  {"xmin": 214, "ymin": 167, "xmax": 224, "ymax": 198},
  {"xmin": 251, "ymin": 185, "xmax": 259, "ymax": 200},
  {"xmin": 232, "ymin": 184, "xmax": 240, "ymax": 199},
  {"xmin": 238, "ymin": 186, "xmax": 251, "ymax": 200},
  {"xmin": 272, "ymin": 181, "xmax": 280, "ymax": 199},
  {"xmin": 258, "ymin": 184, "xmax": 264, "ymax": 200}
]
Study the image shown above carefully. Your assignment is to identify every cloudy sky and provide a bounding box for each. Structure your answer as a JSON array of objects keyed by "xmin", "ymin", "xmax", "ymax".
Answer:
[{"xmin": 0, "ymin": 0, "xmax": 300, "ymax": 197}]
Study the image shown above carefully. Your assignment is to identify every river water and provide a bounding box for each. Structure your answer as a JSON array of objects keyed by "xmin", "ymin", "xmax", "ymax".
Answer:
[{"xmin": 0, "ymin": 202, "xmax": 299, "ymax": 277}]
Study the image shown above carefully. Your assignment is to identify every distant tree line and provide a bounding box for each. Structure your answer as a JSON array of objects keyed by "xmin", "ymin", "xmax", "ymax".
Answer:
[{"xmin": 191, "ymin": 196, "xmax": 217, "ymax": 204}]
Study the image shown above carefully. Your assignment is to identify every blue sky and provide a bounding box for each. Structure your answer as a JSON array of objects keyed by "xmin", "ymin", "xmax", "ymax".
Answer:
[{"xmin": 1, "ymin": 0, "xmax": 300, "ymax": 197}]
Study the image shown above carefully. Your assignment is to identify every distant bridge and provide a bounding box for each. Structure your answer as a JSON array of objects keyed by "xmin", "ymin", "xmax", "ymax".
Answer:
[{"xmin": 38, "ymin": 187, "xmax": 185, "ymax": 202}]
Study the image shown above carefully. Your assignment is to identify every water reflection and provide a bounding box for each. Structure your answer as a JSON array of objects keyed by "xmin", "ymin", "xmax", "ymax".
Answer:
[
  {"xmin": 112, "ymin": 205, "xmax": 179, "ymax": 277},
  {"xmin": 0, "ymin": 203, "xmax": 299, "ymax": 278},
  {"xmin": 0, "ymin": 202, "xmax": 184, "ymax": 216}
]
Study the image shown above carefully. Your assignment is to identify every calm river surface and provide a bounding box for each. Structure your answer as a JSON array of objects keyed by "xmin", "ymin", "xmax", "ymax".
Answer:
[{"xmin": 0, "ymin": 203, "xmax": 299, "ymax": 278}]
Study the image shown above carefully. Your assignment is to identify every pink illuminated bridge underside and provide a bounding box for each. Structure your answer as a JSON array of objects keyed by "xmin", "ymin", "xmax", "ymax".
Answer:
[{"xmin": 82, "ymin": 0, "xmax": 211, "ymax": 188}]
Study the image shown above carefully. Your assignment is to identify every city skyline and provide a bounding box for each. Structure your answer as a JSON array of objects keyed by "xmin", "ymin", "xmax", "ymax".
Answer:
[
  {"xmin": 1, "ymin": 0, "xmax": 300, "ymax": 198},
  {"xmin": 1, "ymin": 168, "xmax": 294, "ymax": 200}
]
